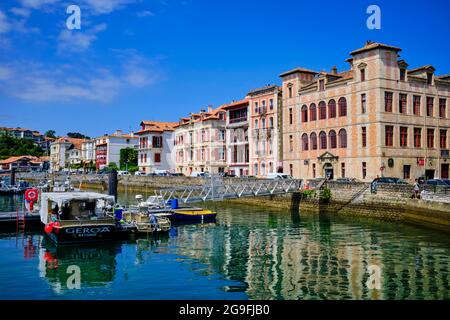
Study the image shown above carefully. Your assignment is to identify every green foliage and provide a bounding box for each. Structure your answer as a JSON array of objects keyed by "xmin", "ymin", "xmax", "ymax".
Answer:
[
  {"xmin": 0, "ymin": 134, "xmax": 44, "ymax": 158},
  {"xmin": 320, "ymin": 187, "xmax": 332, "ymax": 201},
  {"xmin": 45, "ymin": 130, "xmax": 56, "ymax": 138},
  {"xmin": 300, "ymin": 189, "xmax": 317, "ymax": 199},
  {"xmin": 108, "ymin": 162, "xmax": 119, "ymax": 170},
  {"xmin": 67, "ymin": 132, "xmax": 90, "ymax": 139},
  {"xmin": 119, "ymin": 148, "xmax": 138, "ymax": 170}
]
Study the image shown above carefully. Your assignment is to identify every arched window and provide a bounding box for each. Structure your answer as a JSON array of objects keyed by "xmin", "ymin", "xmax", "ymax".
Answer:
[
  {"xmin": 328, "ymin": 99, "xmax": 337, "ymax": 118},
  {"xmin": 339, "ymin": 129, "xmax": 347, "ymax": 148},
  {"xmin": 301, "ymin": 105, "xmax": 308, "ymax": 122},
  {"xmin": 338, "ymin": 97, "xmax": 347, "ymax": 117},
  {"xmin": 310, "ymin": 103, "xmax": 317, "ymax": 121},
  {"xmin": 319, "ymin": 131, "xmax": 327, "ymax": 149},
  {"xmin": 269, "ymin": 117, "xmax": 274, "ymax": 128},
  {"xmin": 319, "ymin": 101, "xmax": 327, "ymax": 120},
  {"xmin": 254, "ymin": 119, "xmax": 258, "ymax": 128},
  {"xmin": 310, "ymin": 132, "xmax": 317, "ymax": 150},
  {"xmin": 302, "ymin": 133, "xmax": 309, "ymax": 151},
  {"xmin": 329, "ymin": 130, "xmax": 337, "ymax": 149}
]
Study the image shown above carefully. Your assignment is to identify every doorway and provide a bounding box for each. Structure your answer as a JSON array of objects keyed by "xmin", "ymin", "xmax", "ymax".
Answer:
[
  {"xmin": 425, "ymin": 170, "xmax": 435, "ymax": 180},
  {"xmin": 441, "ymin": 164, "xmax": 449, "ymax": 179},
  {"xmin": 323, "ymin": 163, "xmax": 334, "ymax": 180}
]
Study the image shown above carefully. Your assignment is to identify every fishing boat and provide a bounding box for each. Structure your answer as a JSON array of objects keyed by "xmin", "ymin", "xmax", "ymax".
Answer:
[
  {"xmin": 121, "ymin": 203, "xmax": 171, "ymax": 235},
  {"xmin": 39, "ymin": 192, "xmax": 117, "ymax": 244}
]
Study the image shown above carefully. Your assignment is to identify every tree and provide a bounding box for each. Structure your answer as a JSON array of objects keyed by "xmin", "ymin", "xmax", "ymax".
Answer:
[
  {"xmin": 107, "ymin": 162, "xmax": 118, "ymax": 170},
  {"xmin": 0, "ymin": 135, "xmax": 44, "ymax": 158},
  {"xmin": 67, "ymin": 132, "xmax": 90, "ymax": 139},
  {"xmin": 120, "ymin": 148, "xmax": 138, "ymax": 171},
  {"xmin": 45, "ymin": 130, "xmax": 56, "ymax": 138}
]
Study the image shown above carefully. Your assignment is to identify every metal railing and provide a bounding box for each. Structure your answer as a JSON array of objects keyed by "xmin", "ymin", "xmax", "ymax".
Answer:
[{"xmin": 155, "ymin": 177, "xmax": 303, "ymax": 204}]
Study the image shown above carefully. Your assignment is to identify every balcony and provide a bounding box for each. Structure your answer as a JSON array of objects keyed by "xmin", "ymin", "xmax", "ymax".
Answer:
[{"xmin": 229, "ymin": 116, "xmax": 248, "ymax": 124}]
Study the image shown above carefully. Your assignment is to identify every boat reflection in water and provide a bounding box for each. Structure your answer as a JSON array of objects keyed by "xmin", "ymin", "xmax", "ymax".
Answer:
[{"xmin": 38, "ymin": 239, "xmax": 118, "ymax": 294}]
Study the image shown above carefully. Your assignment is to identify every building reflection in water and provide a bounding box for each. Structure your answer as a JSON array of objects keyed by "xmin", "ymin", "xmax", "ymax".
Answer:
[{"xmin": 172, "ymin": 206, "xmax": 450, "ymax": 300}]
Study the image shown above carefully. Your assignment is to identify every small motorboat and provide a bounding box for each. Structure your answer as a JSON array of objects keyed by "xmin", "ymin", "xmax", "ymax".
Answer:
[{"xmin": 171, "ymin": 207, "xmax": 217, "ymax": 222}]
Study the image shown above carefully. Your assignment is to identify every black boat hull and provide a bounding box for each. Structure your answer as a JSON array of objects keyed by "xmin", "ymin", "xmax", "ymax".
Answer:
[{"xmin": 47, "ymin": 224, "xmax": 116, "ymax": 244}]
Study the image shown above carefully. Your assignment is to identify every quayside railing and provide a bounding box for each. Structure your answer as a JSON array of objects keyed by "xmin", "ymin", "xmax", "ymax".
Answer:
[{"xmin": 154, "ymin": 178, "xmax": 303, "ymax": 204}]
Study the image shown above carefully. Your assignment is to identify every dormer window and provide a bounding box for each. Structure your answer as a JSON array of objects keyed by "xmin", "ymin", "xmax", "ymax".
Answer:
[
  {"xmin": 357, "ymin": 63, "xmax": 367, "ymax": 82},
  {"xmin": 427, "ymin": 73, "xmax": 433, "ymax": 85},
  {"xmin": 319, "ymin": 79, "xmax": 325, "ymax": 91},
  {"xmin": 400, "ymin": 68, "xmax": 406, "ymax": 81}
]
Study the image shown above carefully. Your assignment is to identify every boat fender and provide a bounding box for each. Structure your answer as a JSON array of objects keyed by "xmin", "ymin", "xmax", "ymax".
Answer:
[{"xmin": 44, "ymin": 224, "xmax": 53, "ymax": 234}]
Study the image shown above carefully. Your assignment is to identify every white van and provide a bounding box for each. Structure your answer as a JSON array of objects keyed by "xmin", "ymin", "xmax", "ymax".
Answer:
[{"xmin": 267, "ymin": 173, "xmax": 292, "ymax": 180}]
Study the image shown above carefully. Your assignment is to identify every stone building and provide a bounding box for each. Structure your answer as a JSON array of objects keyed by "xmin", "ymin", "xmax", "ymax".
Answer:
[
  {"xmin": 281, "ymin": 42, "xmax": 450, "ymax": 182},
  {"xmin": 247, "ymin": 85, "xmax": 283, "ymax": 177},
  {"xmin": 174, "ymin": 106, "xmax": 227, "ymax": 175}
]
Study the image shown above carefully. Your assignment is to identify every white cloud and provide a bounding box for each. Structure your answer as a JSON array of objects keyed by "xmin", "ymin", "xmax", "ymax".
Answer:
[
  {"xmin": 0, "ymin": 52, "xmax": 162, "ymax": 103},
  {"xmin": 17, "ymin": 0, "xmax": 59, "ymax": 10},
  {"xmin": 137, "ymin": 10, "xmax": 155, "ymax": 17},
  {"xmin": 0, "ymin": 66, "xmax": 13, "ymax": 80},
  {"xmin": 57, "ymin": 23, "xmax": 107, "ymax": 53},
  {"xmin": 0, "ymin": 10, "xmax": 12, "ymax": 34},
  {"xmin": 10, "ymin": 7, "xmax": 31, "ymax": 18},
  {"xmin": 81, "ymin": 0, "xmax": 137, "ymax": 15}
]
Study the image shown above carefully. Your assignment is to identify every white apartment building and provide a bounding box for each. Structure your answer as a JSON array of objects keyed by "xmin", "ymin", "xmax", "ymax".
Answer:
[
  {"xmin": 94, "ymin": 130, "xmax": 138, "ymax": 170},
  {"xmin": 136, "ymin": 121, "xmax": 178, "ymax": 173}
]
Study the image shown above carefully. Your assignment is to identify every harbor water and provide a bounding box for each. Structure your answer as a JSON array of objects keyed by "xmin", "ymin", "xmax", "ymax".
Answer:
[{"xmin": 0, "ymin": 192, "xmax": 449, "ymax": 300}]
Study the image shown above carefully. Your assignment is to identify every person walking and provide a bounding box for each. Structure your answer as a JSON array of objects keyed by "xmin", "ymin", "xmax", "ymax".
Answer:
[{"xmin": 413, "ymin": 179, "xmax": 420, "ymax": 199}]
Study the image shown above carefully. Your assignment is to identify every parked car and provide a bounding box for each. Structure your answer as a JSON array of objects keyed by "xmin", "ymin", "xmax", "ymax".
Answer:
[
  {"xmin": 170, "ymin": 173, "xmax": 184, "ymax": 177},
  {"xmin": 267, "ymin": 173, "xmax": 293, "ymax": 180},
  {"xmin": 443, "ymin": 179, "xmax": 450, "ymax": 186},
  {"xmin": 190, "ymin": 172, "xmax": 207, "ymax": 177},
  {"xmin": 145, "ymin": 172, "xmax": 156, "ymax": 176},
  {"xmin": 336, "ymin": 177, "xmax": 357, "ymax": 182},
  {"xmin": 219, "ymin": 172, "xmax": 236, "ymax": 178},
  {"xmin": 370, "ymin": 177, "xmax": 407, "ymax": 193},
  {"xmin": 424, "ymin": 179, "xmax": 448, "ymax": 186},
  {"xmin": 134, "ymin": 171, "xmax": 146, "ymax": 176},
  {"xmin": 117, "ymin": 170, "xmax": 130, "ymax": 176},
  {"xmin": 154, "ymin": 170, "xmax": 170, "ymax": 176},
  {"xmin": 372, "ymin": 177, "xmax": 407, "ymax": 184}
]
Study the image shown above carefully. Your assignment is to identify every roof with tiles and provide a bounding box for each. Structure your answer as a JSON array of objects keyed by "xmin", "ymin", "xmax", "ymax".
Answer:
[
  {"xmin": 0, "ymin": 155, "xmax": 49, "ymax": 165},
  {"xmin": 136, "ymin": 121, "xmax": 178, "ymax": 135},
  {"xmin": 279, "ymin": 67, "xmax": 318, "ymax": 78},
  {"xmin": 350, "ymin": 41, "xmax": 402, "ymax": 55}
]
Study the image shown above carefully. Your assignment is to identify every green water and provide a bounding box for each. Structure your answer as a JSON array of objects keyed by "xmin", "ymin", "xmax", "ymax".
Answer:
[{"xmin": 0, "ymin": 193, "xmax": 449, "ymax": 300}]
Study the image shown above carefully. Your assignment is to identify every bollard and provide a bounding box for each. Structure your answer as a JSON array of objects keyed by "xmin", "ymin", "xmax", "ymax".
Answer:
[{"xmin": 108, "ymin": 169, "xmax": 118, "ymax": 202}]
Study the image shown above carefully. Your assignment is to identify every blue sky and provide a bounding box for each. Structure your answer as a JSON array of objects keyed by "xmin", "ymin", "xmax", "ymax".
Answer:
[{"xmin": 0, "ymin": 0, "xmax": 449, "ymax": 137}]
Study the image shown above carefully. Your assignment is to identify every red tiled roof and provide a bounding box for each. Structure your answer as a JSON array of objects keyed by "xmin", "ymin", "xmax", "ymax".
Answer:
[
  {"xmin": 350, "ymin": 42, "xmax": 402, "ymax": 55},
  {"xmin": 138, "ymin": 121, "xmax": 178, "ymax": 134},
  {"xmin": 222, "ymin": 99, "xmax": 249, "ymax": 110},
  {"xmin": 0, "ymin": 155, "xmax": 48, "ymax": 165},
  {"xmin": 279, "ymin": 67, "xmax": 318, "ymax": 78}
]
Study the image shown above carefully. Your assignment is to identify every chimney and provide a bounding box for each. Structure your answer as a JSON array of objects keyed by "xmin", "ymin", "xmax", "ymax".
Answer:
[
  {"xmin": 207, "ymin": 105, "xmax": 213, "ymax": 112},
  {"xmin": 115, "ymin": 129, "xmax": 123, "ymax": 135},
  {"xmin": 331, "ymin": 66, "xmax": 338, "ymax": 75}
]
